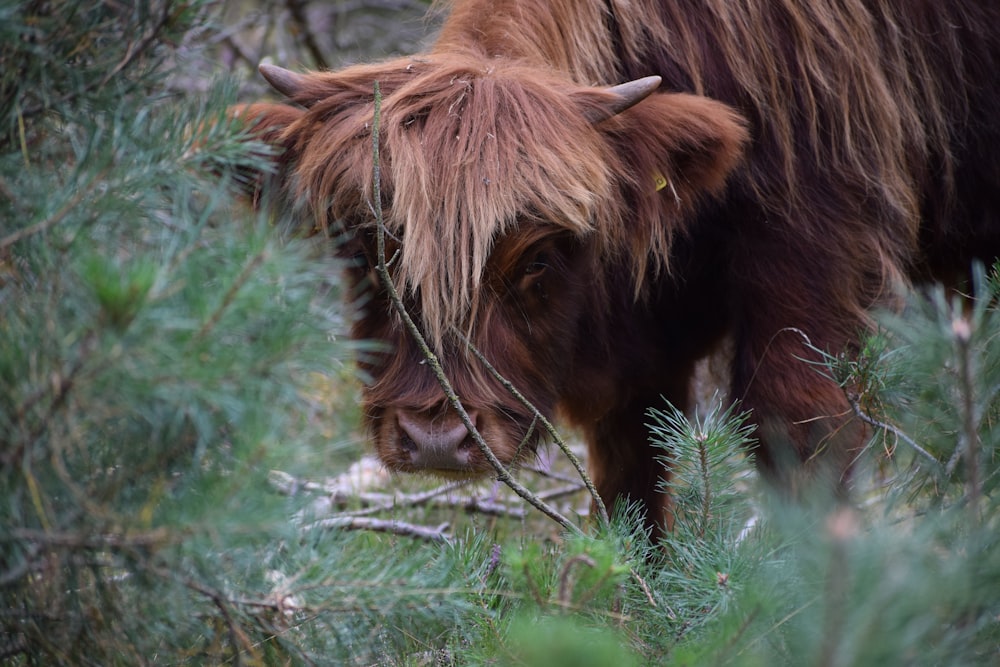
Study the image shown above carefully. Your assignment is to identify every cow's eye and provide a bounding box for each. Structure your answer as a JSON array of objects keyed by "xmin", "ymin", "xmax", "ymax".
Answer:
[
  {"xmin": 350, "ymin": 250, "xmax": 368, "ymax": 266},
  {"xmin": 524, "ymin": 253, "xmax": 550, "ymax": 278}
]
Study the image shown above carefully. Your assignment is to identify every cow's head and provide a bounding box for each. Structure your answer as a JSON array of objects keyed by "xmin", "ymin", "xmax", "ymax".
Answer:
[{"xmin": 236, "ymin": 52, "xmax": 747, "ymax": 477}]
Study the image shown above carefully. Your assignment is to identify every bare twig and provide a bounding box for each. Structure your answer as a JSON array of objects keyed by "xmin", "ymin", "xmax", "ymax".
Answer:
[
  {"xmin": 461, "ymin": 338, "xmax": 609, "ymax": 524},
  {"xmin": 536, "ymin": 483, "xmax": 587, "ymax": 502},
  {"xmin": 308, "ymin": 516, "xmax": 452, "ymax": 543},
  {"xmin": 285, "ymin": 0, "xmax": 330, "ymax": 70},
  {"xmin": 523, "ymin": 463, "xmax": 585, "ymax": 485},
  {"xmin": 368, "ymin": 82, "xmax": 582, "ymax": 535},
  {"xmin": 951, "ymin": 316, "xmax": 981, "ymax": 523},
  {"xmin": 326, "ymin": 490, "xmax": 527, "ymax": 520},
  {"xmin": 846, "ymin": 395, "xmax": 939, "ymax": 467}
]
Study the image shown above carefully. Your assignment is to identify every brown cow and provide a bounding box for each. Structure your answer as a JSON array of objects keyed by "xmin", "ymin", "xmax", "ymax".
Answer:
[{"xmin": 237, "ymin": 0, "xmax": 1000, "ymax": 533}]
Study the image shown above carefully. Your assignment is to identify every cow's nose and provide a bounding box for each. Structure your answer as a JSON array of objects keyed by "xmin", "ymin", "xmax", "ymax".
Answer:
[{"xmin": 396, "ymin": 409, "xmax": 478, "ymax": 470}]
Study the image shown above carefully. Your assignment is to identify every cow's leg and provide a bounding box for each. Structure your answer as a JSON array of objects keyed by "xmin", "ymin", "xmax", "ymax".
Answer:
[
  {"xmin": 734, "ymin": 330, "xmax": 867, "ymax": 496},
  {"xmin": 582, "ymin": 367, "xmax": 694, "ymax": 538},
  {"xmin": 732, "ymin": 302, "xmax": 870, "ymax": 497}
]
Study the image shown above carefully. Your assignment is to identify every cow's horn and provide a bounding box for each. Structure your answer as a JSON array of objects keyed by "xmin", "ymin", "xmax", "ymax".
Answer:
[
  {"xmin": 259, "ymin": 64, "xmax": 307, "ymax": 100},
  {"xmin": 586, "ymin": 75, "xmax": 662, "ymax": 123}
]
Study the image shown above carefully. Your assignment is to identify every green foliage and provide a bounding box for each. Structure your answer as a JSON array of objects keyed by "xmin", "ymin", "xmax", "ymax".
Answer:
[
  {"xmin": 500, "ymin": 615, "xmax": 641, "ymax": 667},
  {"xmin": 0, "ymin": 2, "xmax": 468, "ymax": 664},
  {"xmin": 875, "ymin": 266, "xmax": 1000, "ymax": 512},
  {"xmin": 670, "ymin": 266, "xmax": 1000, "ymax": 666},
  {"xmin": 646, "ymin": 401, "xmax": 759, "ymax": 646}
]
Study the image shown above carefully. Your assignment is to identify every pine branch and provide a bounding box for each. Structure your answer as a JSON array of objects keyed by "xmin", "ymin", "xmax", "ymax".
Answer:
[
  {"xmin": 19, "ymin": 1, "xmax": 175, "ymax": 120},
  {"xmin": 197, "ymin": 247, "xmax": 270, "ymax": 339},
  {"xmin": 0, "ymin": 175, "xmax": 101, "ymax": 251}
]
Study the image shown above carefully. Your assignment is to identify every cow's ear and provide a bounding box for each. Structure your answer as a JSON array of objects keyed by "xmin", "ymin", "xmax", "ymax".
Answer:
[
  {"xmin": 231, "ymin": 102, "xmax": 304, "ymax": 151},
  {"xmin": 573, "ymin": 87, "xmax": 748, "ymax": 277},
  {"xmin": 584, "ymin": 90, "xmax": 749, "ymax": 212},
  {"xmin": 227, "ymin": 103, "xmax": 305, "ymax": 204},
  {"xmin": 576, "ymin": 85, "xmax": 748, "ymax": 209}
]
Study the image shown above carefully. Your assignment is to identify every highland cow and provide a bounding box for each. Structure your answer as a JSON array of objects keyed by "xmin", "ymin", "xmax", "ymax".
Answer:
[{"xmin": 238, "ymin": 0, "xmax": 1000, "ymax": 533}]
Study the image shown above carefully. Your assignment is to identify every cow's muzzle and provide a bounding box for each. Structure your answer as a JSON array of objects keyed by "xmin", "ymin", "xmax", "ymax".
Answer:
[{"xmin": 395, "ymin": 407, "xmax": 480, "ymax": 472}]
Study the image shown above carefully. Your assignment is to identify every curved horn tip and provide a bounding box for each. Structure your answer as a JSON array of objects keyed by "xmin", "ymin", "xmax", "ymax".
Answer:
[
  {"xmin": 258, "ymin": 63, "xmax": 306, "ymax": 98},
  {"xmin": 609, "ymin": 75, "xmax": 662, "ymax": 101},
  {"xmin": 586, "ymin": 75, "xmax": 663, "ymax": 124}
]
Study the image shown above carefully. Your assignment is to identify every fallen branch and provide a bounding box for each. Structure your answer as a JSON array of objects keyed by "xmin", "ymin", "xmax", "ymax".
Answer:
[
  {"xmin": 327, "ymin": 491, "xmax": 526, "ymax": 519},
  {"xmin": 271, "ymin": 467, "xmax": 587, "ymax": 536},
  {"xmin": 308, "ymin": 516, "xmax": 452, "ymax": 544}
]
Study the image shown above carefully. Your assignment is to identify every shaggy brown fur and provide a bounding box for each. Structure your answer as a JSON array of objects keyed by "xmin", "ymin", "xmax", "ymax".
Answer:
[{"xmin": 238, "ymin": 0, "xmax": 1000, "ymax": 533}]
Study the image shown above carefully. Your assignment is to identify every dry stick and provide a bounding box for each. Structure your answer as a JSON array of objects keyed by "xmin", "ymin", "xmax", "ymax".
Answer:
[
  {"xmin": 369, "ymin": 82, "xmax": 582, "ymax": 536},
  {"xmin": 846, "ymin": 395, "xmax": 938, "ymax": 468},
  {"xmin": 309, "ymin": 517, "xmax": 452, "ymax": 544},
  {"xmin": 523, "ymin": 463, "xmax": 581, "ymax": 484},
  {"xmin": 952, "ymin": 316, "xmax": 982, "ymax": 524},
  {"xmin": 328, "ymin": 491, "xmax": 527, "ymax": 521},
  {"xmin": 285, "ymin": 0, "xmax": 330, "ymax": 70},
  {"xmin": 273, "ymin": 470, "xmax": 528, "ymax": 521},
  {"xmin": 461, "ymin": 337, "xmax": 609, "ymax": 524}
]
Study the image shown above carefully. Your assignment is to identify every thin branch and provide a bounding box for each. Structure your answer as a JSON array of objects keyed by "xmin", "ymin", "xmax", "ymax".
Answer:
[
  {"xmin": 308, "ymin": 516, "xmax": 452, "ymax": 544},
  {"xmin": 20, "ymin": 2, "xmax": 175, "ymax": 119},
  {"xmin": 368, "ymin": 82, "xmax": 582, "ymax": 535},
  {"xmin": 285, "ymin": 0, "xmax": 330, "ymax": 70},
  {"xmin": 0, "ymin": 175, "xmax": 100, "ymax": 251},
  {"xmin": 952, "ymin": 316, "xmax": 981, "ymax": 524},
  {"xmin": 522, "ymin": 463, "xmax": 584, "ymax": 485},
  {"xmin": 196, "ymin": 248, "xmax": 269, "ymax": 339},
  {"xmin": 535, "ymin": 483, "xmax": 587, "ymax": 502},
  {"xmin": 323, "ymin": 490, "xmax": 527, "ymax": 520},
  {"xmin": 461, "ymin": 337, "xmax": 609, "ymax": 524},
  {"xmin": 274, "ymin": 467, "xmax": 582, "ymax": 528},
  {"xmin": 846, "ymin": 395, "xmax": 939, "ymax": 467}
]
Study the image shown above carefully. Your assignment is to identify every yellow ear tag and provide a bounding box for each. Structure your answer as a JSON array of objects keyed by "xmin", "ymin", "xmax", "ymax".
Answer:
[{"xmin": 653, "ymin": 170, "xmax": 668, "ymax": 192}]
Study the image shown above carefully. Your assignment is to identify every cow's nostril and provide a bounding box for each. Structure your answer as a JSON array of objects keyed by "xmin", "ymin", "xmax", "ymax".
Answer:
[
  {"xmin": 399, "ymin": 432, "xmax": 418, "ymax": 452},
  {"xmin": 396, "ymin": 408, "xmax": 478, "ymax": 470}
]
